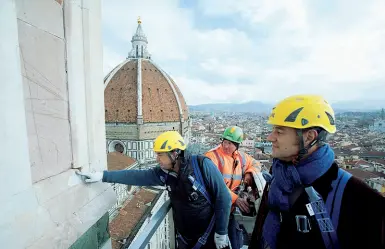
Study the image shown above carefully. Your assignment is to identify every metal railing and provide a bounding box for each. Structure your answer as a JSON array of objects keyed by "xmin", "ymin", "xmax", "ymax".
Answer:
[{"xmin": 126, "ymin": 199, "xmax": 172, "ymax": 249}]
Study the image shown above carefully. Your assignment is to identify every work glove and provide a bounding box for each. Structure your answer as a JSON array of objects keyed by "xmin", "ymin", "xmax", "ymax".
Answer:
[
  {"xmin": 76, "ymin": 171, "xmax": 103, "ymax": 183},
  {"xmin": 214, "ymin": 233, "xmax": 232, "ymax": 249}
]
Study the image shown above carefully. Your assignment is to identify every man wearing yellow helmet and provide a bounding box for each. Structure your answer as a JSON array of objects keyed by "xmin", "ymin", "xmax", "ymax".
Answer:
[
  {"xmin": 77, "ymin": 131, "xmax": 232, "ymax": 249},
  {"xmin": 249, "ymin": 95, "xmax": 385, "ymax": 249}
]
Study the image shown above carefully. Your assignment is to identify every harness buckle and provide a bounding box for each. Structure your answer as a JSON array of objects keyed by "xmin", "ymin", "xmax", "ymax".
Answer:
[
  {"xmin": 295, "ymin": 215, "xmax": 311, "ymax": 233},
  {"xmin": 317, "ymin": 218, "xmax": 335, "ymax": 233},
  {"xmin": 189, "ymin": 192, "xmax": 199, "ymax": 201},
  {"xmin": 197, "ymin": 236, "xmax": 207, "ymax": 245}
]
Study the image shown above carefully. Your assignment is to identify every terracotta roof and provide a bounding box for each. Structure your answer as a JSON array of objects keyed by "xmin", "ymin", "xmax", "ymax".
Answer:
[
  {"xmin": 354, "ymin": 160, "xmax": 371, "ymax": 166},
  {"xmin": 370, "ymin": 158, "xmax": 385, "ymax": 165},
  {"xmin": 333, "ymin": 149, "xmax": 352, "ymax": 156},
  {"xmin": 169, "ymin": 77, "xmax": 189, "ymax": 121},
  {"xmin": 141, "ymin": 60, "xmax": 183, "ymax": 122},
  {"xmin": 372, "ymin": 171, "xmax": 385, "ymax": 178},
  {"xmin": 342, "ymin": 144, "xmax": 358, "ymax": 150},
  {"xmin": 104, "ymin": 60, "xmax": 138, "ymax": 123},
  {"xmin": 109, "ymin": 188, "xmax": 157, "ymax": 249},
  {"xmin": 107, "ymin": 152, "xmax": 136, "ymax": 171},
  {"xmin": 359, "ymin": 151, "xmax": 385, "ymax": 157},
  {"xmin": 346, "ymin": 168, "xmax": 379, "ymax": 180},
  {"xmin": 104, "ymin": 59, "xmax": 188, "ymax": 123}
]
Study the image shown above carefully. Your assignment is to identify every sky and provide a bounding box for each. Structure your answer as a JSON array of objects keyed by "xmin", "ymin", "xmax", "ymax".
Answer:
[{"xmin": 102, "ymin": 0, "xmax": 385, "ymax": 106}]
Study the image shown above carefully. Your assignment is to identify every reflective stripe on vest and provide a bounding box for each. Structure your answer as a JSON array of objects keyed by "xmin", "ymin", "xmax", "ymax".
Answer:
[
  {"xmin": 238, "ymin": 151, "xmax": 246, "ymax": 176},
  {"xmin": 223, "ymin": 174, "xmax": 242, "ymax": 181},
  {"xmin": 212, "ymin": 150, "xmax": 225, "ymax": 173},
  {"xmin": 212, "ymin": 150, "xmax": 245, "ymax": 176}
]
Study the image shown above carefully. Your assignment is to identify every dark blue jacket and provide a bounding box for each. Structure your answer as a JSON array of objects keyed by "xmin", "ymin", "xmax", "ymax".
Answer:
[{"xmin": 102, "ymin": 154, "xmax": 231, "ymax": 238}]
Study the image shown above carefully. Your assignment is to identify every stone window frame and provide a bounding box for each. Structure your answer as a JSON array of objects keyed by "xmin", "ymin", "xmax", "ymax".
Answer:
[{"xmin": 108, "ymin": 140, "xmax": 126, "ymax": 154}]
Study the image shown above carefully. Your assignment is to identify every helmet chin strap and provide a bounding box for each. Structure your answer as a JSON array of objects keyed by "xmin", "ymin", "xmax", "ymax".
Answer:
[
  {"xmin": 293, "ymin": 129, "xmax": 319, "ymax": 165},
  {"xmin": 167, "ymin": 149, "xmax": 181, "ymax": 170}
]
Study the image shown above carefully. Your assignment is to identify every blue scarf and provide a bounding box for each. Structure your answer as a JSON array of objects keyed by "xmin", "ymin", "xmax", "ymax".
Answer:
[{"xmin": 262, "ymin": 144, "xmax": 335, "ymax": 249}]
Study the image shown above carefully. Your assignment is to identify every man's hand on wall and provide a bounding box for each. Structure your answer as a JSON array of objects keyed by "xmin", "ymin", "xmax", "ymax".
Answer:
[{"xmin": 76, "ymin": 171, "xmax": 103, "ymax": 183}]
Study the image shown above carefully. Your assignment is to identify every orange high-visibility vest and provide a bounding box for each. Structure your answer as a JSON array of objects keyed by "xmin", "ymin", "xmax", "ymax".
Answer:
[{"xmin": 205, "ymin": 145, "xmax": 261, "ymax": 204}]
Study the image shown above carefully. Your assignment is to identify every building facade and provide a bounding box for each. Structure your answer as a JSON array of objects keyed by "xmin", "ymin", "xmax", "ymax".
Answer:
[
  {"xmin": 104, "ymin": 18, "xmax": 191, "ymax": 166},
  {"xmin": 370, "ymin": 119, "xmax": 385, "ymax": 133},
  {"xmin": 104, "ymin": 18, "xmax": 192, "ymax": 249},
  {"xmin": 1, "ymin": 1, "xmax": 115, "ymax": 248}
]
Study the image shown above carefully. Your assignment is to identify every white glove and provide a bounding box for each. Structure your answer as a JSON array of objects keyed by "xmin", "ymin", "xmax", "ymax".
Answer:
[
  {"xmin": 76, "ymin": 171, "xmax": 103, "ymax": 183},
  {"xmin": 214, "ymin": 233, "xmax": 231, "ymax": 249}
]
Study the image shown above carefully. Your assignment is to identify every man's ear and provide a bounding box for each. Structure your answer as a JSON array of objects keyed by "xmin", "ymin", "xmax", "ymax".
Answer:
[
  {"xmin": 172, "ymin": 150, "xmax": 180, "ymax": 159},
  {"xmin": 304, "ymin": 129, "xmax": 318, "ymax": 146}
]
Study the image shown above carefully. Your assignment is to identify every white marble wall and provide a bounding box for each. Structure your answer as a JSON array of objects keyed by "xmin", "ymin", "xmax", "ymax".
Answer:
[
  {"xmin": 0, "ymin": 1, "xmax": 115, "ymax": 248},
  {"xmin": 17, "ymin": 0, "xmax": 72, "ymax": 182},
  {"xmin": 0, "ymin": 0, "xmax": 33, "ymax": 207}
]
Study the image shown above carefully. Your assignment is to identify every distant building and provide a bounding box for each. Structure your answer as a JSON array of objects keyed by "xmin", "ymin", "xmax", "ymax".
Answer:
[
  {"xmin": 369, "ymin": 108, "xmax": 385, "ymax": 133},
  {"xmin": 104, "ymin": 18, "xmax": 191, "ymax": 165},
  {"xmin": 241, "ymin": 138, "xmax": 255, "ymax": 148},
  {"xmin": 367, "ymin": 178, "xmax": 385, "ymax": 194},
  {"xmin": 103, "ymin": 18, "xmax": 191, "ymax": 249},
  {"xmin": 255, "ymin": 141, "xmax": 273, "ymax": 155},
  {"xmin": 188, "ymin": 143, "xmax": 211, "ymax": 154},
  {"xmin": 369, "ymin": 119, "xmax": 385, "ymax": 133}
]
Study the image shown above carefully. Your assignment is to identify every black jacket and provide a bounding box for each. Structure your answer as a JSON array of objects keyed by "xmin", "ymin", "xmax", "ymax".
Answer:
[
  {"xmin": 167, "ymin": 155, "xmax": 214, "ymax": 241},
  {"xmin": 249, "ymin": 163, "xmax": 385, "ymax": 249}
]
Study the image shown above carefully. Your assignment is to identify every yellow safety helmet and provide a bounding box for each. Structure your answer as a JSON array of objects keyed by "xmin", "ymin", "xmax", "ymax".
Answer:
[
  {"xmin": 268, "ymin": 95, "xmax": 336, "ymax": 133},
  {"xmin": 153, "ymin": 131, "xmax": 187, "ymax": 153}
]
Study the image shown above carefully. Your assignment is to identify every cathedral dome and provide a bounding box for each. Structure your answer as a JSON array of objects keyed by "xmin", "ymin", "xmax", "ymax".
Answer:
[{"xmin": 104, "ymin": 18, "xmax": 188, "ymax": 124}]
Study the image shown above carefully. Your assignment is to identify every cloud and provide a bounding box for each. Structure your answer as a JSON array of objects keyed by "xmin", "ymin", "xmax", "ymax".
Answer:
[
  {"xmin": 102, "ymin": 0, "xmax": 194, "ymax": 63},
  {"xmin": 173, "ymin": 76, "xmax": 242, "ymax": 105},
  {"xmin": 102, "ymin": 0, "xmax": 385, "ymax": 106},
  {"xmin": 103, "ymin": 47, "xmax": 126, "ymax": 76}
]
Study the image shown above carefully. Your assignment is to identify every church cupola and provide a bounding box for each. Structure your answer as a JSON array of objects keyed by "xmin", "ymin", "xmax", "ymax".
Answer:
[{"xmin": 128, "ymin": 17, "xmax": 151, "ymax": 59}]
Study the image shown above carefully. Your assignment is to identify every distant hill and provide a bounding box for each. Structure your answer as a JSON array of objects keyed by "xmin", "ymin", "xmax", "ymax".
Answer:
[
  {"xmin": 331, "ymin": 100, "xmax": 385, "ymax": 113},
  {"xmin": 188, "ymin": 101, "xmax": 273, "ymax": 114},
  {"xmin": 189, "ymin": 100, "xmax": 385, "ymax": 114}
]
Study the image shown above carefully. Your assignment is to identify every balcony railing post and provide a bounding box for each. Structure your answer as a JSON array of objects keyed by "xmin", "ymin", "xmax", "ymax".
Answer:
[
  {"xmin": 168, "ymin": 208, "xmax": 176, "ymax": 249},
  {"xmin": 126, "ymin": 199, "xmax": 172, "ymax": 249}
]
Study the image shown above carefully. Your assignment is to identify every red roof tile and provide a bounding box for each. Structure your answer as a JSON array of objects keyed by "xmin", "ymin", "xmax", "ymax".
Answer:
[
  {"xmin": 107, "ymin": 152, "xmax": 136, "ymax": 171},
  {"xmin": 109, "ymin": 188, "xmax": 157, "ymax": 249},
  {"xmin": 346, "ymin": 168, "xmax": 379, "ymax": 180}
]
